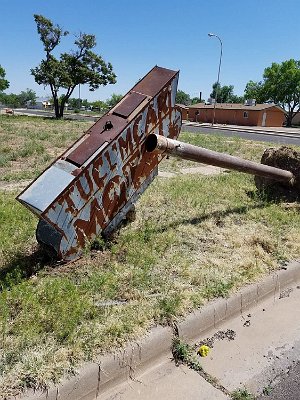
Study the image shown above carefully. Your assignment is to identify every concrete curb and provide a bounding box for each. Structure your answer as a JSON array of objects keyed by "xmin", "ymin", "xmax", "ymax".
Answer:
[
  {"xmin": 20, "ymin": 260, "xmax": 300, "ymax": 400},
  {"xmin": 177, "ymin": 260, "xmax": 300, "ymax": 342}
]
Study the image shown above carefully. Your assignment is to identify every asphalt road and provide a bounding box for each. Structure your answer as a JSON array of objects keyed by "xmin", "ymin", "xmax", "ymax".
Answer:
[
  {"xmin": 6, "ymin": 109, "xmax": 300, "ymax": 146},
  {"xmin": 13, "ymin": 108, "xmax": 98, "ymax": 121},
  {"xmin": 182, "ymin": 123, "xmax": 300, "ymax": 146},
  {"xmin": 257, "ymin": 362, "xmax": 300, "ymax": 400},
  {"xmin": 14, "ymin": 108, "xmax": 55, "ymax": 118}
]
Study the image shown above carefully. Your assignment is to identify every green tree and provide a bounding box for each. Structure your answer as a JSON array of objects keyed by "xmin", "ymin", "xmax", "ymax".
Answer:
[
  {"xmin": 3, "ymin": 93, "xmax": 20, "ymax": 108},
  {"xmin": 0, "ymin": 65, "xmax": 9, "ymax": 92},
  {"xmin": 263, "ymin": 59, "xmax": 300, "ymax": 126},
  {"xmin": 176, "ymin": 90, "xmax": 191, "ymax": 105},
  {"xmin": 18, "ymin": 88, "xmax": 37, "ymax": 107},
  {"xmin": 91, "ymin": 100, "xmax": 107, "ymax": 113},
  {"xmin": 0, "ymin": 92, "xmax": 5, "ymax": 104},
  {"xmin": 66, "ymin": 97, "xmax": 91, "ymax": 110},
  {"xmin": 105, "ymin": 93, "xmax": 123, "ymax": 109},
  {"xmin": 210, "ymin": 83, "xmax": 244, "ymax": 103},
  {"xmin": 31, "ymin": 15, "xmax": 116, "ymax": 118},
  {"xmin": 244, "ymin": 80, "xmax": 266, "ymax": 104},
  {"xmin": 191, "ymin": 96, "xmax": 204, "ymax": 105},
  {"xmin": 65, "ymin": 97, "xmax": 79, "ymax": 109},
  {"xmin": 244, "ymin": 60, "xmax": 300, "ymax": 126},
  {"xmin": 229, "ymin": 94, "xmax": 245, "ymax": 103},
  {"xmin": 210, "ymin": 83, "xmax": 234, "ymax": 103}
]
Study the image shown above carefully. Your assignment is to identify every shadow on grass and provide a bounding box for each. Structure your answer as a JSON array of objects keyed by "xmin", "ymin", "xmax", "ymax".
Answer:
[
  {"xmin": 247, "ymin": 187, "xmax": 300, "ymax": 203},
  {"xmin": 157, "ymin": 202, "xmax": 268, "ymax": 233},
  {"xmin": 165, "ymin": 185, "xmax": 299, "ymax": 233},
  {"xmin": 0, "ymin": 246, "xmax": 58, "ymax": 291},
  {"xmin": 0, "ymin": 194, "xmax": 281, "ymax": 291}
]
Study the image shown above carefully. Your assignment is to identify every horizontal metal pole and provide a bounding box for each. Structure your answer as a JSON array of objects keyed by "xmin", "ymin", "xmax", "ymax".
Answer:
[{"xmin": 145, "ymin": 134, "xmax": 295, "ymax": 185}]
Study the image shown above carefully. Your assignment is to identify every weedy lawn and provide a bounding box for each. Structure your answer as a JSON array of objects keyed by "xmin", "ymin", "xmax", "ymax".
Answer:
[
  {"xmin": 0, "ymin": 116, "xmax": 300, "ymax": 396},
  {"xmin": 0, "ymin": 115, "xmax": 91, "ymax": 182}
]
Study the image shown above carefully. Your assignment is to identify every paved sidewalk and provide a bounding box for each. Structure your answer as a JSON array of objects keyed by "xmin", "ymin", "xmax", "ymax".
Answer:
[
  {"xmin": 21, "ymin": 262, "xmax": 300, "ymax": 400},
  {"xmin": 199, "ymin": 284, "xmax": 300, "ymax": 395},
  {"xmin": 102, "ymin": 360, "xmax": 229, "ymax": 400},
  {"xmin": 182, "ymin": 121, "xmax": 300, "ymax": 136},
  {"xmin": 101, "ymin": 280, "xmax": 300, "ymax": 399}
]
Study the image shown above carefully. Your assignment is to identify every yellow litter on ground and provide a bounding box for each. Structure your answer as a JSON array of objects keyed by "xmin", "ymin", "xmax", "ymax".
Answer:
[{"xmin": 198, "ymin": 345, "xmax": 210, "ymax": 357}]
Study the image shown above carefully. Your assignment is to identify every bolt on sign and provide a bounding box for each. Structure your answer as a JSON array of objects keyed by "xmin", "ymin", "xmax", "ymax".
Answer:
[{"xmin": 17, "ymin": 66, "xmax": 182, "ymax": 261}]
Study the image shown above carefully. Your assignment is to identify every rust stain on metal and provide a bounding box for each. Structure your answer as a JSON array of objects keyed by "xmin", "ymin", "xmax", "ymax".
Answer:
[
  {"xmin": 113, "ymin": 92, "xmax": 147, "ymax": 118},
  {"xmin": 134, "ymin": 67, "xmax": 178, "ymax": 97},
  {"xmin": 17, "ymin": 66, "xmax": 182, "ymax": 261},
  {"xmin": 66, "ymin": 114, "xmax": 128, "ymax": 166}
]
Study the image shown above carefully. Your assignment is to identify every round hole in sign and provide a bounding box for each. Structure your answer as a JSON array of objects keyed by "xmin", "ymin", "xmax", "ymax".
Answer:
[
  {"xmin": 104, "ymin": 120, "xmax": 113, "ymax": 130},
  {"xmin": 145, "ymin": 134, "xmax": 158, "ymax": 152}
]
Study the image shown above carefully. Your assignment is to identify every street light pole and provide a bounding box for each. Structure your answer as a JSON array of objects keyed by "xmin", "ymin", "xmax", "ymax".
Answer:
[
  {"xmin": 78, "ymin": 84, "xmax": 81, "ymax": 110},
  {"xmin": 208, "ymin": 33, "xmax": 223, "ymax": 126}
]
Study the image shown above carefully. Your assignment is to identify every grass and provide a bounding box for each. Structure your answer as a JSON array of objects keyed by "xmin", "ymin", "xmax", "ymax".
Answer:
[
  {"xmin": 231, "ymin": 389, "xmax": 256, "ymax": 400},
  {"xmin": 262, "ymin": 386, "xmax": 273, "ymax": 396},
  {"xmin": 172, "ymin": 337, "xmax": 203, "ymax": 371},
  {"xmin": 0, "ymin": 115, "xmax": 90, "ymax": 181},
  {"xmin": 0, "ymin": 115, "xmax": 300, "ymax": 396},
  {"xmin": 172, "ymin": 337, "xmax": 230, "ymax": 394}
]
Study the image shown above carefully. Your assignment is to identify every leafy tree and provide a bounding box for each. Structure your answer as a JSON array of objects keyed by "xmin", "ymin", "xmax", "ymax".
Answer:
[
  {"xmin": 263, "ymin": 59, "xmax": 300, "ymax": 126},
  {"xmin": 81, "ymin": 99, "xmax": 91, "ymax": 108},
  {"xmin": 0, "ymin": 92, "xmax": 5, "ymax": 104},
  {"xmin": 91, "ymin": 100, "xmax": 107, "ymax": 112},
  {"xmin": 19, "ymin": 88, "xmax": 37, "ymax": 107},
  {"xmin": 31, "ymin": 15, "xmax": 116, "ymax": 118},
  {"xmin": 229, "ymin": 94, "xmax": 245, "ymax": 103},
  {"xmin": 0, "ymin": 65, "xmax": 9, "ymax": 92},
  {"xmin": 66, "ymin": 97, "xmax": 91, "ymax": 110},
  {"xmin": 244, "ymin": 80, "xmax": 266, "ymax": 104},
  {"xmin": 0, "ymin": 89, "xmax": 37, "ymax": 108},
  {"xmin": 191, "ymin": 96, "xmax": 204, "ymax": 105},
  {"xmin": 176, "ymin": 90, "xmax": 191, "ymax": 105},
  {"xmin": 65, "ymin": 97, "xmax": 78, "ymax": 109},
  {"xmin": 244, "ymin": 59, "xmax": 300, "ymax": 126},
  {"xmin": 2, "ymin": 93, "xmax": 21, "ymax": 108},
  {"xmin": 210, "ymin": 82, "xmax": 244, "ymax": 103},
  {"xmin": 105, "ymin": 93, "xmax": 123, "ymax": 109},
  {"xmin": 210, "ymin": 83, "xmax": 233, "ymax": 103}
]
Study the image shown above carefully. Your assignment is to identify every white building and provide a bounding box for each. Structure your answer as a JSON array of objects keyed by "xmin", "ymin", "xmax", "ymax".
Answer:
[{"xmin": 27, "ymin": 97, "xmax": 52, "ymax": 109}]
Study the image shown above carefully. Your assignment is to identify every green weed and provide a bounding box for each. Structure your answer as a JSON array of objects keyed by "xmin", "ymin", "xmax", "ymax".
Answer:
[
  {"xmin": 0, "ymin": 192, "xmax": 36, "ymax": 264},
  {"xmin": 262, "ymin": 386, "xmax": 273, "ymax": 396},
  {"xmin": 172, "ymin": 337, "xmax": 202, "ymax": 371},
  {"xmin": 231, "ymin": 388, "xmax": 255, "ymax": 400},
  {"xmin": 157, "ymin": 294, "xmax": 183, "ymax": 323},
  {"xmin": 202, "ymin": 278, "xmax": 234, "ymax": 299},
  {"xmin": 1, "ymin": 170, "xmax": 41, "ymax": 181},
  {"xmin": 0, "ymin": 154, "xmax": 12, "ymax": 167},
  {"xmin": 19, "ymin": 141, "xmax": 45, "ymax": 157},
  {"xmin": 0, "ymin": 148, "xmax": 17, "ymax": 167}
]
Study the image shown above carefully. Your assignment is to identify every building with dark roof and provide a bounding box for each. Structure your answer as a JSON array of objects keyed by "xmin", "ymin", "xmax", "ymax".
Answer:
[{"xmin": 188, "ymin": 102, "xmax": 285, "ymax": 127}]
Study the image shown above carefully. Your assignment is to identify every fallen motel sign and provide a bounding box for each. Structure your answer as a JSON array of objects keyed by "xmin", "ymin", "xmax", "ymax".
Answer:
[
  {"xmin": 17, "ymin": 66, "xmax": 299, "ymax": 262},
  {"xmin": 17, "ymin": 66, "xmax": 182, "ymax": 261}
]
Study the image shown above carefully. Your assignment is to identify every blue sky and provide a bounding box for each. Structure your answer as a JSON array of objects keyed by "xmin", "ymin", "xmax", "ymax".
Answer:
[{"xmin": 0, "ymin": 0, "xmax": 299, "ymax": 102}]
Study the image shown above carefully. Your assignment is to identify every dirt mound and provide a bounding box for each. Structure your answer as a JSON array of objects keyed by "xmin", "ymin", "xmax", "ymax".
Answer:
[{"xmin": 255, "ymin": 146, "xmax": 300, "ymax": 201}]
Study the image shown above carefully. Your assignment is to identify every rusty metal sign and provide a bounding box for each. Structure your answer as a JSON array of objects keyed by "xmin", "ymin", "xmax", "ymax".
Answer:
[{"xmin": 17, "ymin": 66, "xmax": 182, "ymax": 261}]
